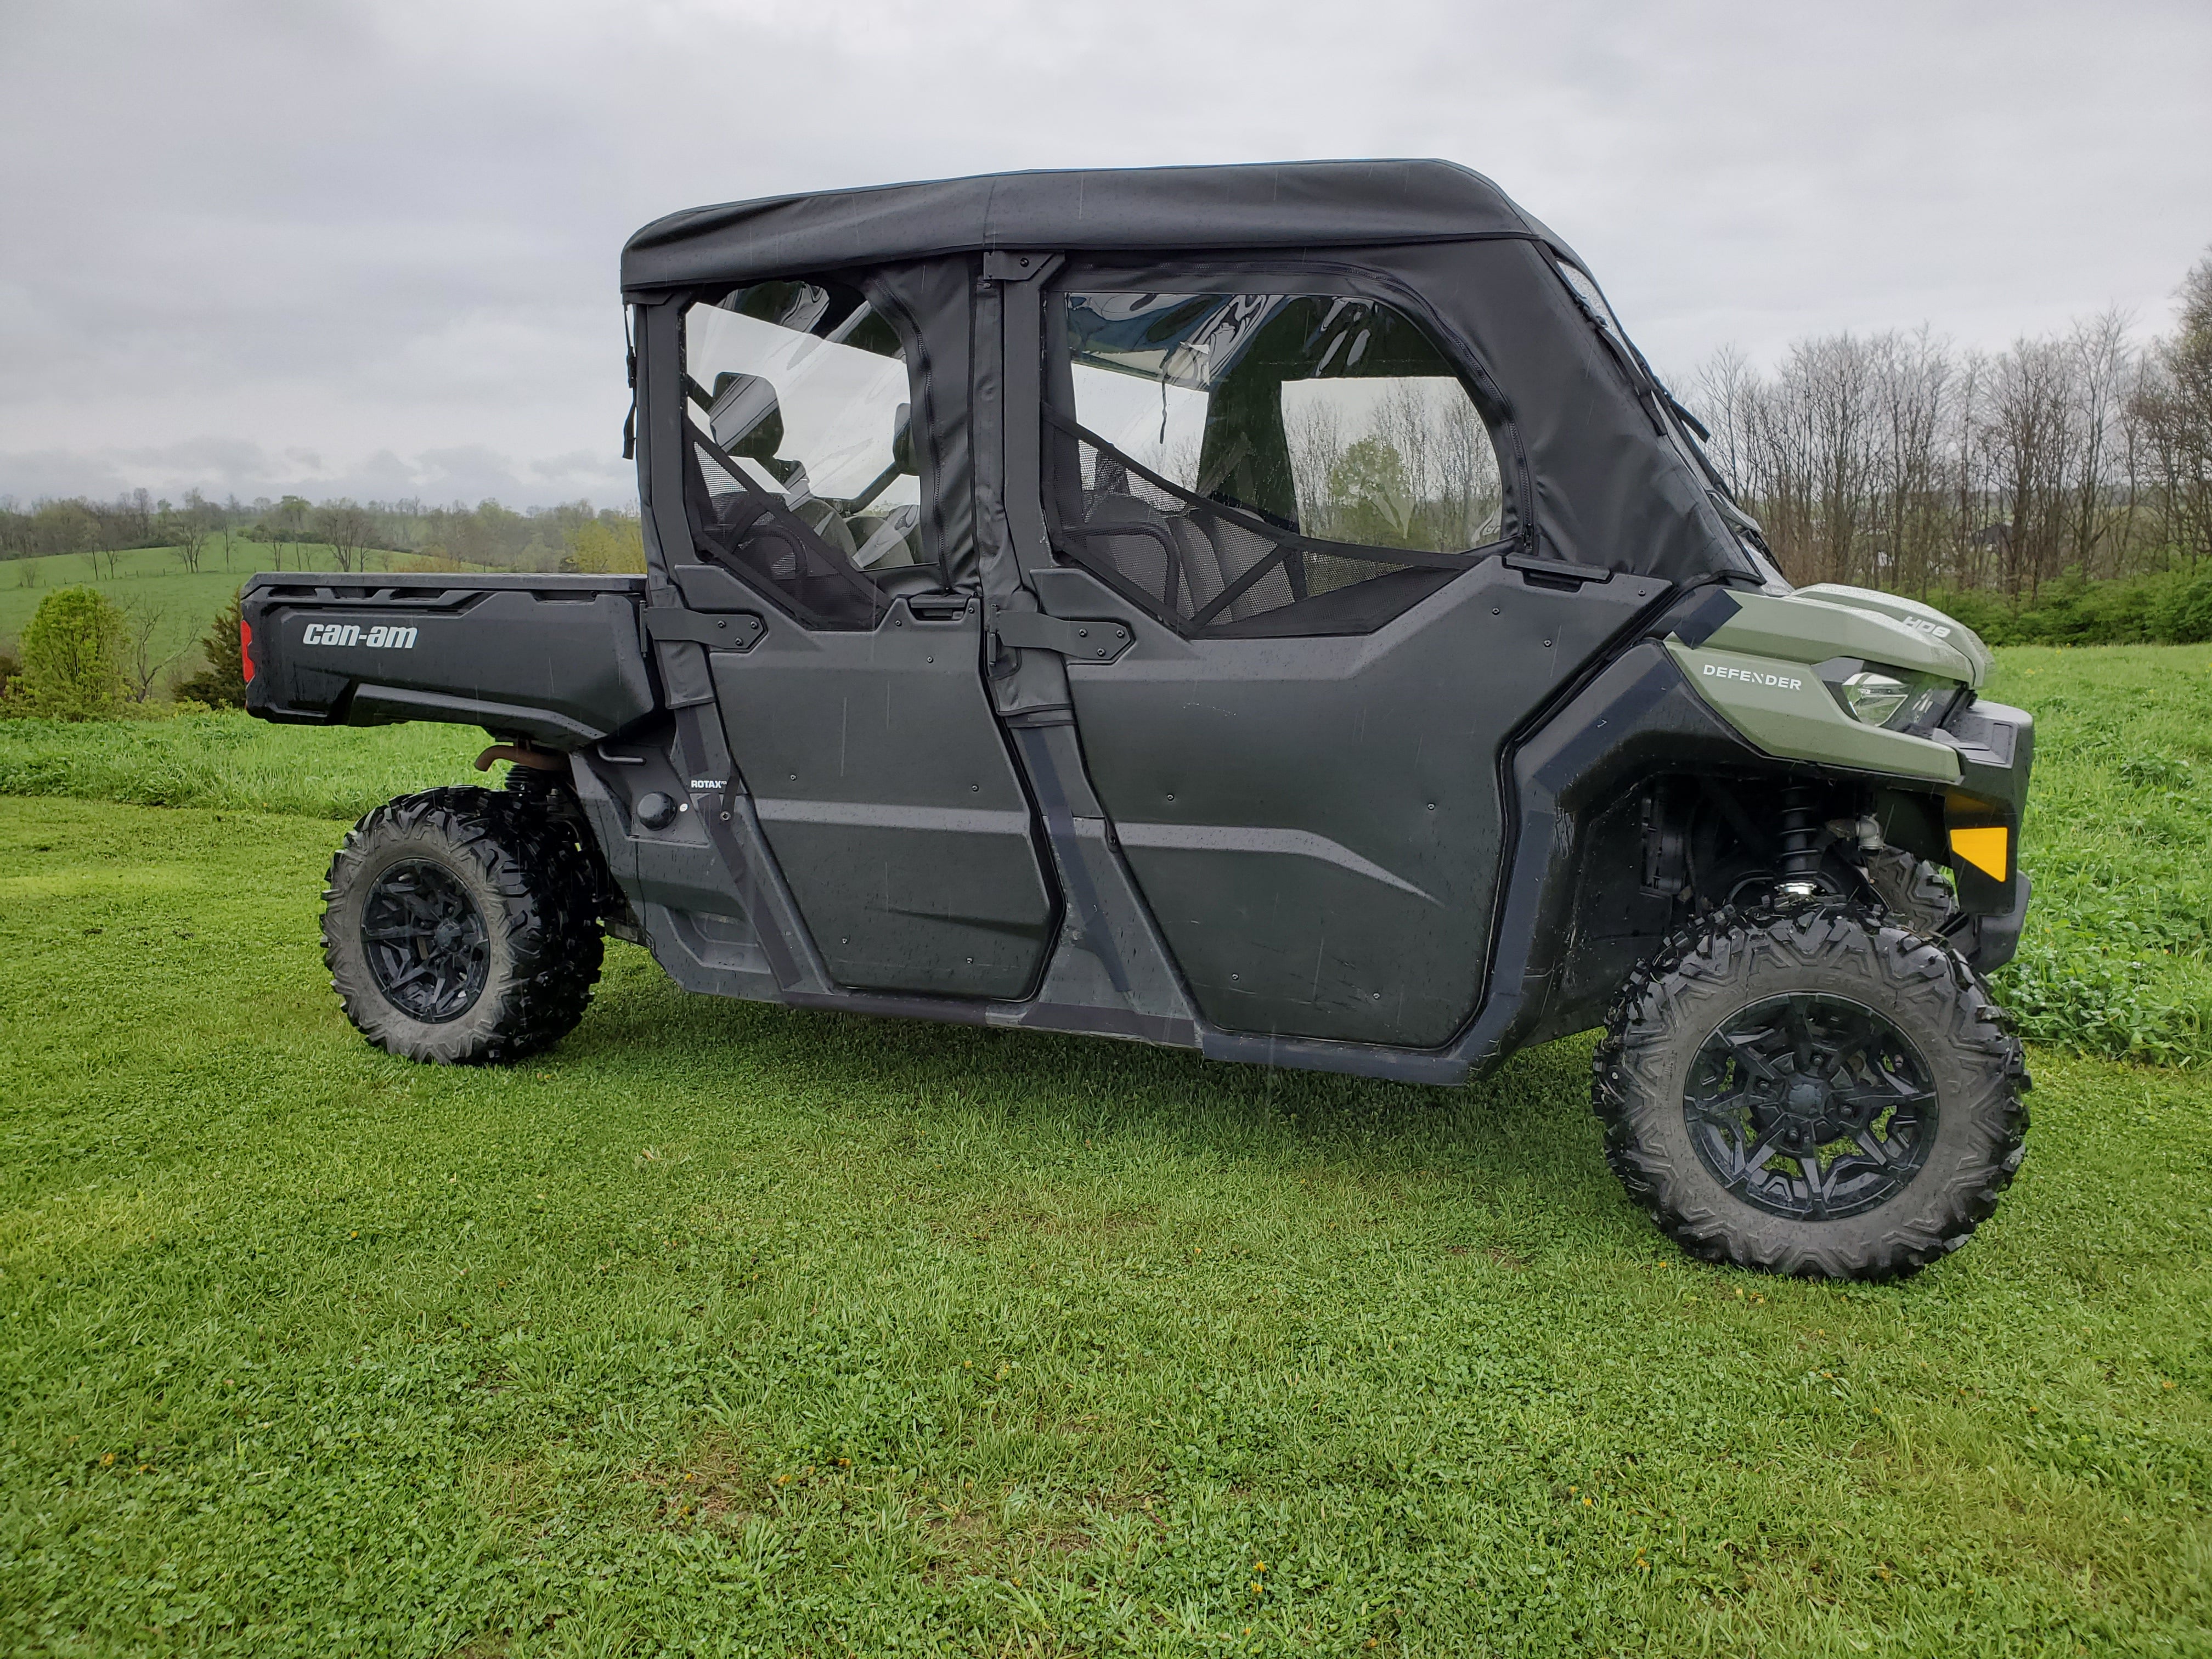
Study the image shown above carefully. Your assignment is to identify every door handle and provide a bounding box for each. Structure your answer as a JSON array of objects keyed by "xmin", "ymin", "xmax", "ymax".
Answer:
[{"xmin": 907, "ymin": 596, "xmax": 977, "ymax": 622}]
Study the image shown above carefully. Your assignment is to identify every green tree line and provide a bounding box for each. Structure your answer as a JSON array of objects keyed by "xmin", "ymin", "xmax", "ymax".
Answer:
[{"xmin": 0, "ymin": 492, "xmax": 644, "ymax": 576}]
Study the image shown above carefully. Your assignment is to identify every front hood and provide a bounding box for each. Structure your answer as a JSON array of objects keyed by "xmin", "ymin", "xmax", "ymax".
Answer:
[
  {"xmin": 1788, "ymin": 583, "xmax": 1993, "ymax": 689},
  {"xmin": 1705, "ymin": 584, "xmax": 1987, "ymax": 690}
]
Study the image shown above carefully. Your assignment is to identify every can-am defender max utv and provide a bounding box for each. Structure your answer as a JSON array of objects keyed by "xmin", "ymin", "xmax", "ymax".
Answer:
[{"xmin": 244, "ymin": 161, "xmax": 2034, "ymax": 1280}]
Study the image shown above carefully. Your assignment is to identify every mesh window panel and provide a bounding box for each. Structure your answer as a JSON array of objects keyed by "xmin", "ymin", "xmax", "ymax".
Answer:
[{"xmin": 1056, "ymin": 424, "xmax": 1465, "ymax": 636}]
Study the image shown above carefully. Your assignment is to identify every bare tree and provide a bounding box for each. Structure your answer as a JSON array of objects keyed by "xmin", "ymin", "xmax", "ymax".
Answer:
[
  {"xmin": 261, "ymin": 495, "xmax": 311, "ymax": 572},
  {"xmin": 1677, "ymin": 246, "xmax": 2212, "ymax": 598},
  {"xmin": 167, "ymin": 490, "xmax": 216, "ymax": 574},
  {"xmin": 120, "ymin": 603, "xmax": 179, "ymax": 703},
  {"xmin": 312, "ymin": 500, "xmax": 376, "ymax": 573},
  {"xmin": 1691, "ymin": 343, "xmax": 1756, "ymax": 495},
  {"xmin": 1869, "ymin": 329, "xmax": 1951, "ymax": 596},
  {"xmin": 2067, "ymin": 310, "xmax": 2133, "ymax": 579},
  {"xmin": 2132, "ymin": 252, "xmax": 2212, "ymax": 571}
]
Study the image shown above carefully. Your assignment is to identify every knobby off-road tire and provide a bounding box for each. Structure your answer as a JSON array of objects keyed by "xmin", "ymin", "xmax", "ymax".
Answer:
[
  {"xmin": 1593, "ymin": 904, "xmax": 2029, "ymax": 1280},
  {"xmin": 1862, "ymin": 847, "xmax": 1959, "ymax": 938},
  {"xmin": 323, "ymin": 786, "xmax": 603, "ymax": 1064}
]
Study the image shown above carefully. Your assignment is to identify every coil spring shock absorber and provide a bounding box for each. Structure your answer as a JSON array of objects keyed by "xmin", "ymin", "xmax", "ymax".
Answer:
[{"xmin": 1775, "ymin": 784, "xmax": 1826, "ymax": 898}]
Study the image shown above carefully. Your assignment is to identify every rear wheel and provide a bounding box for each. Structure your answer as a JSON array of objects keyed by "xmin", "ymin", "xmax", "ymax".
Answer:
[
  {"xmin": 1593, "ymin": 904, "xmax": 2028, "ymax": 1280},
  {"xmin": 323, "ymin": 786, "xmax": 603, "ymax": 1064}
]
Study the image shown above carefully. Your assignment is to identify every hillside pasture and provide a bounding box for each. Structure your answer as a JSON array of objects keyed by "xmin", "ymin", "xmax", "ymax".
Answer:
[{"xmin": 0, "ymin": 545, "xmax": 467, "ymax": 689}]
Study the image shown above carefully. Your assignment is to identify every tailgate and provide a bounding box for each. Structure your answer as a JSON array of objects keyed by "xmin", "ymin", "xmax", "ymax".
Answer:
[{"xmin": 242, "ymin": 573, "xmax": 655, "ymax": 747}]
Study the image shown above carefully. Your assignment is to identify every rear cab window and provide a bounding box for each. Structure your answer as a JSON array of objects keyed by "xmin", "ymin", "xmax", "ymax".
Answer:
[{"xmin": 681, "ymin": 281, "xmax": 928, "ymax": 628}]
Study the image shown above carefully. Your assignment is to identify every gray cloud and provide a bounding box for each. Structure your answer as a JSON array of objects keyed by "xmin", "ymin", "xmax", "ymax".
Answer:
[{"xmin": 3, "ymin": 0, "xmax": 2207, "ymax": 507}]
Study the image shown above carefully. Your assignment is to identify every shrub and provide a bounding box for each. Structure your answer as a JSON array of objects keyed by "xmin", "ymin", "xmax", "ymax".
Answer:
[
  {"xmin": 565, "ymin": 517, "xmax": 647, "ymax": 574},
  {"xmin": 4, "ymin": 585, "xmax": 127, "ymax": 720},
  {"xmin": 1920, "ymin": 567, "xmax": 2212, "ymax": 647},
  {"xmin": 174, "ymin": 596, "xmax": 249, "ymax": 709},
  {"xmin": 2148, "ymin": 568, "xmax": 2212, "ymax": 644}
]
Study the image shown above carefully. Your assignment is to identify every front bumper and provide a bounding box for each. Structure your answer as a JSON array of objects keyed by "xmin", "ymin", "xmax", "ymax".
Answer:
[{"xmin": 1935, "ymin": 696, "xmax": 2034, "ymax": 935}]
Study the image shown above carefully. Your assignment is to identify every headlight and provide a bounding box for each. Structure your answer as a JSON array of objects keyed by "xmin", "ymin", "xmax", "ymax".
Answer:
[
  {"xmin": 1820, "ymin": 661, "xmax": 1961, "ymax": 732},
  {"xmin": 1841, "ymin": 670, "xmax": 1911, "ymax": 725}
]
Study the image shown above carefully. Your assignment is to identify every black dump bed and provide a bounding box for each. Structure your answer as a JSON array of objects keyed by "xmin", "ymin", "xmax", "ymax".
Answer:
[{"xmin": 241, "ymin": 572, "xmax": 656, "ymax": 748}]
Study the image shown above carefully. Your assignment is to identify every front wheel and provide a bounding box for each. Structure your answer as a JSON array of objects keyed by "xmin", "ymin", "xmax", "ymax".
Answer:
[
  {"xmin": 322, "ymin": 787, "xmax": 603, "ymax": 1064},
  {"xmin": 1593, "ymin": 904, "xmax": 2028, "ymax": 1280}
]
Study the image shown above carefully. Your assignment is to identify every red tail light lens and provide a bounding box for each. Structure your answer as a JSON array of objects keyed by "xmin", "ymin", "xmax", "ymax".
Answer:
[{"xmin": 240, "ymin": 617, "xmax": 255, "ymax": 684}]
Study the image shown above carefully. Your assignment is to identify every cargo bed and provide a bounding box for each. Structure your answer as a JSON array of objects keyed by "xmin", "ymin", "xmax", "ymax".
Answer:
[{"xmin": 241, "ymin": 572, "xmax": 656, "ymax": 747}]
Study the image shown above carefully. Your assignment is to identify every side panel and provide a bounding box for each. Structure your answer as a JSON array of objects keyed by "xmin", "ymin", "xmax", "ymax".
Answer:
[
  {"xmin": 709, "ymin": 598, "xmax": 1056, "ymax": 999},
  {"xmin": 1056, "ymin": 560, "xmax": 1660, "ymax": 1046}
]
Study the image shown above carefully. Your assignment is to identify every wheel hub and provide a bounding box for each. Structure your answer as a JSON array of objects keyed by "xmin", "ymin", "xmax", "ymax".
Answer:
[
  {"xmin": 360, "ymin": 859, "xmax": 490, "ymax": 1023},
  {"xmin": 1684, "ymin": 992, "xmax": 1939, "ymax": 1221}
]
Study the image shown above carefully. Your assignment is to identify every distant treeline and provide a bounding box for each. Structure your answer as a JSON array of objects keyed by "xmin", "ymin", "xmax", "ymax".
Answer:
[
  {"xmin": 1688, "ymin": 250, "xmax": 2212, "ymax": 600},
  {"xmin": 7, "ymin": 249, "xmax": 2208, "ymax": 616},
  {"xmin": 0, "ymin": 492, "xmax": 644, "ymax": 575}
]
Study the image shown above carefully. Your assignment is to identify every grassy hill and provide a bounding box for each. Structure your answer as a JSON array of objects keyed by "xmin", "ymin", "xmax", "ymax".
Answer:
[
  {"xmin": 1, "ymin": 646, "xmax": 2208, "ymax": 1650},
  {"xmin": 0, "ymin": 545, "xmax": 481, "ymax": 690},
  {"xmin": 0, "ymin": 796, "xmax": 2207, "ymax": 1651}
]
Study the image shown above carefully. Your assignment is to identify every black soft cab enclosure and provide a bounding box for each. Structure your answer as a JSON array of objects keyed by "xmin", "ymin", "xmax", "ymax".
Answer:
[{"xmin": 250, "ymin": 161, "xmax": 2035, "ymax": 1282}]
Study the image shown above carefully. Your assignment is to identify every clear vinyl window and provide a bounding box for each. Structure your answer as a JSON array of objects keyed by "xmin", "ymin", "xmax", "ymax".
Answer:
[
  {"xmin": 1051, "ymin": 291, "xmax": 1508, "ymax": 636},
  {"xmin": 681, "ymin": 280, "xmax": 926, "ymax": 629}
]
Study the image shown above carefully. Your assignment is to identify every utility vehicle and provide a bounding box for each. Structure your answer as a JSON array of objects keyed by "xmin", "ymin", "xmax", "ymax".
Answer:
[{"xmin": 245, "ymin": 161, "xmax": 2034, "ymax": 1279}]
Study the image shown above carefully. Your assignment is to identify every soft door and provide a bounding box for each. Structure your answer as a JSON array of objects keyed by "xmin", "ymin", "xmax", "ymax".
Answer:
[
  {"xmin": 677, "ymin": 278, "xmax": 1054, "ymax": 999},
  {"xmin": 1036, "ymin": 282, "xmax": 1646, "ymax": 1046}
]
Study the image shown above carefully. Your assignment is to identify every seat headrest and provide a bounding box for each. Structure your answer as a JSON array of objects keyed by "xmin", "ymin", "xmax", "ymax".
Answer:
[{"xmin": 708, "ymin": 373, "xmax": 785, "ymax": 460}]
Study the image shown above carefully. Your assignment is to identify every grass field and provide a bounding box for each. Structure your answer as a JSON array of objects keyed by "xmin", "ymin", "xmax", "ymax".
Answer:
[
  {"xmin": 1, "ymin": 646, "xmax": 2209, "ymax": 1655},
  {"xmin": 1979, "ymin": 647, "xmax": 2212, "ymax": 1065},
  {"xmin": 0, "ymin": 713, "xmax": 486, "ymax": 821},
  {"xmin": 0, "ymin": 546, "xmax": 442, "ymax": 687}
]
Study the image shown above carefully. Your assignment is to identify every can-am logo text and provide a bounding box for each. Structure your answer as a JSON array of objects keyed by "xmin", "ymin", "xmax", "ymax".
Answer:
[
  {"xmin": 301, "ymin": 623, "xmax": 417, "ymax": 648},
  {"xmin": 1703, "ymin": 662, "xmax": 1803, "ymax": 690}
]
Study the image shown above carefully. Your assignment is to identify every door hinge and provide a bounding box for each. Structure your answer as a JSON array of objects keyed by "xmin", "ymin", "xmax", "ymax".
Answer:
[
  {"xmin": 980, "ymin": 250, "xmax": 1064, "ymax": 284},
  {"xmin": 644, "ymin": 608, "xmax": 765, "ymax": 651},
  {"xmin": 988, "ymin": 606, "xmax": 1133, "ymax": 662}
]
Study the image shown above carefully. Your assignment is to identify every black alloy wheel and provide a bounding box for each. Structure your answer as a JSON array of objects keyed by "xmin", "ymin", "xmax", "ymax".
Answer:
[
  {"xmin": 360, "ymin": 859, "xmax": 492, "ymax": 1022},
  {"xmin": 1684, "ymin": 992, "xmax": 1938, "ymax": 1222}
]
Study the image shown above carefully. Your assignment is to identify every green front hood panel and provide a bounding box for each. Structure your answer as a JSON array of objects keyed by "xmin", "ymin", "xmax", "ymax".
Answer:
[
  {"xmin": 1667, "ymin": 586, "xmax": 1991, "ymax": 783},
  {"xmin": 1791, "ymin": 583, "xmax": 1994, "ymax": 687},
  {"xmin": 1704, "ymin": 588, "xmax": 1983, "ymax": 686}
]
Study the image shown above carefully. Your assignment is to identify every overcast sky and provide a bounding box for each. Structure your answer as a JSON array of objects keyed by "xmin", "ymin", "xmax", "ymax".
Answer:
[{"xmin": 3, "ymin": 0, "xmax": 2207, "ymax": 510}]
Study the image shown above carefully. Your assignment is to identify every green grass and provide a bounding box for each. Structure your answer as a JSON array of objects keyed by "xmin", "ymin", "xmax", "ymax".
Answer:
[
  {"xmin": 0, "ymin": 546, "xmax": 465, "ymax": 686},
  {"xmin": 0, "ymin": 712, "xmax": 487, "ymax": 821},
  {"xmin": 2, "ymin": 797, "xmax": 2208, "ymax": 1656},
  {"xmin": 1979, "ymin": 648, "xmax": 2212, "ymax": 1065},
  {"xmin": 3, "ymin": 645, "xmax": 2210, "ymax": 1652}
]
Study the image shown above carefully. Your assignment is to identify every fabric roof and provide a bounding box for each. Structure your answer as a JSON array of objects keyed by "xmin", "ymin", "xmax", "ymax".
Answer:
[{"xmin": 620, "ymin": 160, "xmax": 1570, "ymax": 294}]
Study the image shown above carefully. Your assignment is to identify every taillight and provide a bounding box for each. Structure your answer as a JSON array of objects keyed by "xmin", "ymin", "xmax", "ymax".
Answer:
[{"xmin": 240, "ymin": 617, "xmax": 255, "ymax": 684}]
